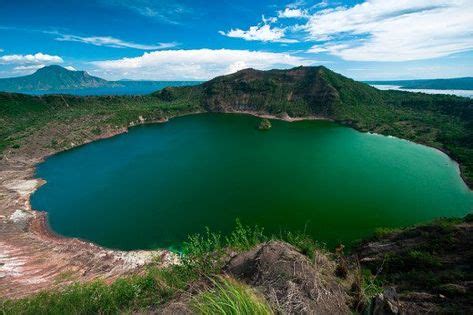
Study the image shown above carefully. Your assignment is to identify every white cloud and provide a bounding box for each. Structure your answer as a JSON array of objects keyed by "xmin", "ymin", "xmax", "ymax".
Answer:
[
  {"xmin": 219, "ymin": 15, "xmax": 299, "ymax": 43},
  {"xmin": 0, "ymin": 53, "xmax": 63, "ymax": 64},
  {"xmin": 303, "ymin": 0, "xmax": 473, "ymax": 61},
  {"xmin": 64, "ymin": 66, "xmax": 77, "ymax": 71},
  {"xmin": 219, "ymin": 24, "xmax": 297, "ymax": 43},
  {"xmin": 13, "ymin": 64, "xmax": 46, "ymax": 71},
  {"xmin": 278, "ymin": 8, "xmax": 307, "ymax": 18},
  {"xmin": 90, "ymin": 49, "xmax": 312, "ymax": 80},
  {"xmin": 307, "ymin": 45, "xmax": 328, "ymax": 53},
  {"xmin": 55, "ymin": 34, "xmax": 177, "ymax": 50}
]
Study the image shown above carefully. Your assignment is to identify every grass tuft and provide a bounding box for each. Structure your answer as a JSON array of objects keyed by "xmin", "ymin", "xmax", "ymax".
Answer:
[{"xmin": 192, "ymin": 277, "xmax": 273, "ymax": 315}]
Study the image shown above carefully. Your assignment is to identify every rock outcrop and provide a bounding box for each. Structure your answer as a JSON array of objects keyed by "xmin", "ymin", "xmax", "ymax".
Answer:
[{"xmin": 225, "ymin": 241, "xmax": 351, "ymax": 314}]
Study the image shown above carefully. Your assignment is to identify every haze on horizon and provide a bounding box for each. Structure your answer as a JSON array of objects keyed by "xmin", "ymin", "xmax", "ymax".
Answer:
[{"xmin": 0, "ymin": 0, "xmax": 472, "ymax": 81}]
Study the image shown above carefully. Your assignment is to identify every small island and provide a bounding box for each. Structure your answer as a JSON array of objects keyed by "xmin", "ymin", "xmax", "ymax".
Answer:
[{"xmin": 258, "ymin": 118, "xmax": 272, "ymax": 130}]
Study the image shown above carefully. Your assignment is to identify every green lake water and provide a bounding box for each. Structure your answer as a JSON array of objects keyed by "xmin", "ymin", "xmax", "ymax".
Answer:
[{"xmin": 31, "ymin": 113, "xmax": 473, "ymax": 250}]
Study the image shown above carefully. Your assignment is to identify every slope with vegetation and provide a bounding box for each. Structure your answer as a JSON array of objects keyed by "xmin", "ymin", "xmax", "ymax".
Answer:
[{"xmin": 2, "ymin": 216, "xmax": 471, "ymax": 314}]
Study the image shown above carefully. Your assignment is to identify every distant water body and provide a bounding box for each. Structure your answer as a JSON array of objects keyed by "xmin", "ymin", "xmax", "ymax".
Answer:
[
  {"xmin": 31, "ymin": 113, "xmax": 473, "ymax": 250},
  {"xmin": 17, "ymin": 81, "xmax": 202, "ymax": 96},
  {"xmin": 371, "ymin": 84, "xmax": 473, "ymax": 98}
]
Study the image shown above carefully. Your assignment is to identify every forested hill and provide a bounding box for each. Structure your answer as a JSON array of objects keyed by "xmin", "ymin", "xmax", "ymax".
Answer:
[
  {"xmin": 1, "ymin": 66, "xmax": 472, "ymax": 186},
  {"xmin": 157, "ymin": 66, "xmax": 472, "ymax": 186},
  {"xmin": 367, "ymin": 77, "xmax": 473, "ymax": 90}
]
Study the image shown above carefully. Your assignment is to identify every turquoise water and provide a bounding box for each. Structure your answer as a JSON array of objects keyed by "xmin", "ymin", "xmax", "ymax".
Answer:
[{"xmin": 31, "ymin": 113, "xmax": 473, "ymax": 250}]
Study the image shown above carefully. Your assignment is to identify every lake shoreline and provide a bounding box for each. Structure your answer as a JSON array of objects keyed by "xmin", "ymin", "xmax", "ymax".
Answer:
[{"xmin": 0, "ymin": 109, "xmax": 471, "ymax": 298}]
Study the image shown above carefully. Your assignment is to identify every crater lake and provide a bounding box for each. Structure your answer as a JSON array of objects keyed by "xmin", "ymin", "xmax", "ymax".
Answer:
[{"xmin": 31, "ymin": 113, "xmax": 473, "ymax": 250}]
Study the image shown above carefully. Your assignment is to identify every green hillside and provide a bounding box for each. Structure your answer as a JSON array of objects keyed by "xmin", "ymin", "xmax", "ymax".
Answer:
[{"xmin": 1, "ymin": 66, "xmax": 472, "ymax": 186}]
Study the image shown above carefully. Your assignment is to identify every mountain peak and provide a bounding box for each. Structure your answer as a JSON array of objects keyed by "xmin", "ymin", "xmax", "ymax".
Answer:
[
  {"xmin": 34, "ymin": 65, "xmax": 76, "ymax": 74},
  {"xmin": 0, "ymin": 65, "xmax": 118, "ymax": 92},
  {"xmin": 37, "ymin": 64, "xmax": 68, "ymax": 71}
]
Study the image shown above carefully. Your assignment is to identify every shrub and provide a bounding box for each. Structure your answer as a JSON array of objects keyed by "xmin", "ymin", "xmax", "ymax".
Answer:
[
  {"xmin": 225, "ymin": 219, "xmax": 267, "ymax": 251},
  {"xmin": 258, "ymin": 118, "xmax": 271, "ymax": 130},
  {"xmin": 351, "ymin": 268, "xmax": 383, "ymax": 312},
  {"xmin": 279, "ymin": 230, "xmax": 324, "ymax": 260},
  {"xmin": 373, "ymin": 227, "xmax": 399, "ymax": 239}
]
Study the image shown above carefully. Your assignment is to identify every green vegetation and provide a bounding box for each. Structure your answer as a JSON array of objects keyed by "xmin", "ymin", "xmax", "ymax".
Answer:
[
  {"xmin": 0, "ymin": 89, "xmax": 201, "ymax": 154},
  {"xmin": 0, "ymin": 270, "xmax": 177, "ymax": 314},
  {"xmin": 372, "ymin": 227, "xmax": 401, "ymax": 240},
  {"xmin": 191, "ymin": 277, "xmax": 273, "ymax": 315},
  {"xmin": 351, "ymin": 268, "xmax": 384, "ymax": 310},
  {"xmin": 258, "ymin": 118, "xmax": 271, "ymax": 130},
  {"xmin": 357, "ymin": 214, "xmax": 473, "ymax": 313}
]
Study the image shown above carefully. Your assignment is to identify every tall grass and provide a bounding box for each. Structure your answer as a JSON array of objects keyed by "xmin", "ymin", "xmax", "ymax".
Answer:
[{"xmin": 192, "ymin": 277, "xmax": 273, "ymax": 315}]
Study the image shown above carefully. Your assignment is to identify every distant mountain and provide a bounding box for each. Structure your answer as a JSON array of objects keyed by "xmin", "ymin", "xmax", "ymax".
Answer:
[
  {"xmin": 0, "ymin": 65, "xmax": 122, "ymax": 92},
  {"xmin": 0, "ymin": 65, "xmax": 201, "ymax": 95},
  {"xmin": 366, "ymin": 77, "xmax": 473, "ymax": 90}
]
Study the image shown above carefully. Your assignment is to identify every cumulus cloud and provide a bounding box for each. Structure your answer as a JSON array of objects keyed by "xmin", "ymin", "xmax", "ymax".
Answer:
[
  {"xmin": 13, "ymin": 64, "xmax": 46, "ymax": 71},
  {"xmin": 303, "ymin": 0, "xmax": 473, "ymax": 61},
  {"xmin": 277, "ymin": 8, "xmax": 307, "ymax": 18},
  {"xmin": 0, "ymin": 53, "xmax": 63, "ymax": 64},
  {"xmin": 55, "ymin": 34, "xmax": 177, "ymax": 50},
  {"xmin": 219, "ymin": 24, "xmax": 297, "ymax": 43},
  {"xmin": 219, "ymin": 14, "xmax": 298, "ymax": 43},
  {"xmin": 90, "ymin": 49, "xmax": 312, "ymax": 80}
]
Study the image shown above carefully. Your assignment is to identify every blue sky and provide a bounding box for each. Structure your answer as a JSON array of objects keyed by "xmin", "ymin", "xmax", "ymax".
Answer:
[{"xmin": 0, "ymin": 0, "xmax": 472, "ymax": 80}]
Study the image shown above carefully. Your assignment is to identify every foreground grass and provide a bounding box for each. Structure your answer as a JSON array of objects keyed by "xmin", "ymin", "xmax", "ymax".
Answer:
[
  {"xmin": 191, "ymin": 277, "xmax": 273, "ymax": 315},
  {"xmin": 0, "ymin": 267, "xmax": 186, "ymax": 315},
  {"xmin": 0, "ymin": 220, "xmax": 319, "ymax": 315},
  {"xmin": 2, "ymin": 216, "xmax": 470, "ymax": 314}
]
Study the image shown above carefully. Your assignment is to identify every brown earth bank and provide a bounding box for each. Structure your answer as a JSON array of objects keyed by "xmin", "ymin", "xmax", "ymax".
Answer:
[{"xmin": 0, "ymin": 121, "xmax": 178, "ymax": 299}]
